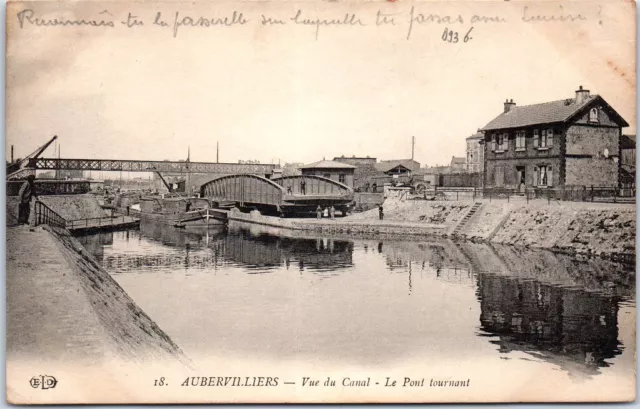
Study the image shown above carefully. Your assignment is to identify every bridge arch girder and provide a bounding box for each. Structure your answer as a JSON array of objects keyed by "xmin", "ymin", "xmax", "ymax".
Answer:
[{"xmin": 200, "ymin": 174, "xmax": 285, "ymax": 207}]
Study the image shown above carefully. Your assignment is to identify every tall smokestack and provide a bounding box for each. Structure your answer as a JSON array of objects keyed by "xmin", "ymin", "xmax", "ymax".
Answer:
[
  {"xmin": 216, "ymin": 141, "xmax": 219, "ymax": 163},
  {"xmin": 11, "ymin": 145, "xmax": 14, "ymax": 163},
  {"xmin": 411, "ymin": 136, "xmax": 415, "ymax": 161}
]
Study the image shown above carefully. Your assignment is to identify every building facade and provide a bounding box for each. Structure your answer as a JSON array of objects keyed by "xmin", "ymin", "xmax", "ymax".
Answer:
[
  {"xmin": 620, "ymin": 134, "xmax": 635, "ymax": 189},
  {"xmin": 465, "ymin": 132, "xmax": 484, "ymax": 173},
  {"xmin": 300, "ymin": 160, "xmax": 356, "ymax": 188},
  {"xmin": 333, "ymin": 156, "xmax": 378, "ymax": 190},
  {"xmin": 450, "ymin": 156, "xmax": 466, "ymax": 173},
  {"xmin": 481, "ymin": 86, "xmax": 628, "ymax": 190}
]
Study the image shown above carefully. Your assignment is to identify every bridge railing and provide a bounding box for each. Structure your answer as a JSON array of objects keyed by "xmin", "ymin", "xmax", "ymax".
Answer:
[
  {"xmin": 34, "ymin": 200, "xmax": 67, "ymax": 229},
  {"xmin": 66, "ymin": 215, "xmax": 129, "ymax": 230}
]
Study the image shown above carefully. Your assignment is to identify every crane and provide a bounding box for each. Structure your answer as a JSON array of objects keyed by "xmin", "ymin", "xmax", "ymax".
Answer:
[
  {"xmin": 154, "ymin": 171, "xmax": 174, "ymax": 193},
  {"xmin": 7, "ymin": 135, "xmax": 58, "ymax": 180}
]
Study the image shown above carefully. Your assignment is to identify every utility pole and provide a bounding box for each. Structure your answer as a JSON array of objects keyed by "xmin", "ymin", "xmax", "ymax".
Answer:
[
  {"xmin": 56, "ymin": 143, "xmax": 61, "ymax": 179},
  {"xmin": 187, "ymin": 146, "xmax": 191, "ymax": 196},
  {"xmin": 411, "ymin": 136, "xmax": 415, "ymax": 161}
]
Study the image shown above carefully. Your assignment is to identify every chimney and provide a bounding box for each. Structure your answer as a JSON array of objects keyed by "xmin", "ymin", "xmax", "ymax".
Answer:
[
  {"xmin": 575, "ymin": 85, "xmax": 590, "ymax": 104},
  {"xmin": 503, "ymin": 99, "xmax": 516, "ymax": 113}
]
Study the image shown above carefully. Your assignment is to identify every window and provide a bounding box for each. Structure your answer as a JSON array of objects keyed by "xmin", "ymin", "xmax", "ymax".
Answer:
[
  {"xmin": 589, "ymin": 108, "xmax": 599, "ymax": 123},
  {"xmin": 536, "ymin": 165, "xmax": 553, "ymax": 187},
  {"xmin": 495, "ymin": 133, "xmax": 508, "ymax": 151},
  {"xmin": 323, "ymin": 173, "xmax": 331, "ymax": 179},
  {"xmin": 515, "ymin": 131, "xmax": 526, "ymax": 150},
  {"xmin": 338, "ymin": 174, "xmax": 346, "ymax": 184},
  {"xmin": 533, "ymin": 129, "xmax": 553, "ymax": 148}
]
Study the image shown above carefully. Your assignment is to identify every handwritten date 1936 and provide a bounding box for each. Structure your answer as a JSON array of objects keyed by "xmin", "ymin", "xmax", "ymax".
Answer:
[{"xmin": 442, "ymin": 26, "xmax": 474, "ymax": 44}]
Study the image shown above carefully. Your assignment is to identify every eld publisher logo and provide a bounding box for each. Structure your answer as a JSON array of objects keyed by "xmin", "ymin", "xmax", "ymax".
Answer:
[{"xmin": 29, "ymin": 375, "xmax": 57, "ymax": 390}]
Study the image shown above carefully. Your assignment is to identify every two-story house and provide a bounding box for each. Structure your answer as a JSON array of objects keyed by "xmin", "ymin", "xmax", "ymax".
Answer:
[{"xmin": 480, "ymin": 86, "xmax": 629, "ymax": 191}]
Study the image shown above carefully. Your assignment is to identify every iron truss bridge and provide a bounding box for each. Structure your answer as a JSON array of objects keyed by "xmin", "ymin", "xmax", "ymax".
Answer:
[{"xmin": 31, "ymin": 158, "xmax": 277, "ymax": 175}]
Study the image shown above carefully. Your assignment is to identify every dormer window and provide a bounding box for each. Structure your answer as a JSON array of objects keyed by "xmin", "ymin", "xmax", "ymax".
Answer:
[{"xmin": 589, "ymin": 107, "xmax": 599, "ymax": 123}]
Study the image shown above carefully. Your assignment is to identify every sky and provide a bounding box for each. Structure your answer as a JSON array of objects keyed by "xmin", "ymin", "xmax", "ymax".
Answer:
[{"xmin": 6, "ymin": 1, "xmax": 636, "ymax": 169}]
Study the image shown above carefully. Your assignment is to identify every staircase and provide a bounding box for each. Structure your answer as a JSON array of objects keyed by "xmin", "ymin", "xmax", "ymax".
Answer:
[{"xmin": 450, "ymin": 202, "xmax": 482, "ymax": 237}]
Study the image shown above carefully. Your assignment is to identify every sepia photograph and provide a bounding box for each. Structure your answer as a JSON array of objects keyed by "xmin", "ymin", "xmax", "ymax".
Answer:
[{"xmin": 5, "ymin": 0, "xmax": 636, "ymax": 403}]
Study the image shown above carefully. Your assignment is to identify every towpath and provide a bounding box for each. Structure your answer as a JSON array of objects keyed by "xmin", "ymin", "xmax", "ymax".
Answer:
[{"xmin": 6, "ymin": 225, "xmax": 114, "ymax": 363}]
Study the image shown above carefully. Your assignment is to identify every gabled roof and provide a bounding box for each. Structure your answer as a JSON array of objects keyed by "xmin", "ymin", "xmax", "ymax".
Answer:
[
  {"xmin": 300, "ymin": 160, "xmax": 356, "ymax": 169},
  {"xmin": 451, "ymin": 157, "xmax": 466, "ymax": 165},
  {"xmin": 375, "ymin": 162, "xmax": 412, "ymax": 173},
  {"xmin": 377, "ymin": 159, "xmax": 420, "ymax": 171},
  {"xmin": 466, "ymin": 132, "xmax": 484, "ymax": 140},
  {"xmin": 481, "ymin": 95, "xmax": 629, "ymax": 131}
]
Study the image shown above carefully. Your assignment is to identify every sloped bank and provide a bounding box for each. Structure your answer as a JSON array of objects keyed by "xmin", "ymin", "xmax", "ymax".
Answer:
[
  {"xmin": 489, "ymin": 206, "xmax": 636, "ymax": 260},
  {"xmin": 228, "ymin": 200, "xmax": 635, "ymax": 260}
]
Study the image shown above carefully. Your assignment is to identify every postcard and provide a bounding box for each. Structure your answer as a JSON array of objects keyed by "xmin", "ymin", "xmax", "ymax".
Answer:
[{"xmin": 5, "ymin": 0, "xmax": 636, "ymax": 403}]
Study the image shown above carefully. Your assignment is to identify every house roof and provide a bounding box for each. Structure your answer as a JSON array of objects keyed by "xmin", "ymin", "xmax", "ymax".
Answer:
[
  {"xmin": 377, "ymin": 159, "xmax": 420, "ymax": 171},
  {"xmin": 480, "ymin": 95, "xmax": 629, "ymax": 131},
  {"xmin": 621, "ymin": 134, "xmax": 636, "ymax": 149},
  {"xmin": 451, "ymin": 157, "xmax": 466, "ymax": 165},
  {"xmin": 466, "ymin": 132, "xmax": 484, "ymax": 140},
  {"xmin": 374, "ymin": 162, "xmax": 412, "ymax": 173},
  {"xmin": 300, "ymin": 160, "xmax": 356, "ymax": 169}
]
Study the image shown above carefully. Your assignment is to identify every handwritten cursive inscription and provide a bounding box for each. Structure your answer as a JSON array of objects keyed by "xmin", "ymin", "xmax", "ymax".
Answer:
[
  {"xmin": 290, "ymin": 9, "xmax": 365, "ymax": 40},
  {"xmin": 522, "ymin": 6, "xmax": 587, "ymax": 23},
  {"xmin": 16, "ymin": 8, "xmax": 115, "ymax": 28},
  {"xmin": 172, "ymin": 11, "xmax": 249, "ymax": 37}
]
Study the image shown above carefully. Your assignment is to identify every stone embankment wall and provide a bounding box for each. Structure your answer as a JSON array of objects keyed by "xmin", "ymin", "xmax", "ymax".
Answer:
[
  {"xmin": 6, "ymin": 194, "xmax": 107, "ymax": 226},
  {"xmin": 228, "ymin": 208, "xmax": 447, "ymax": 237},
  {"xmin": 234, "ymin": 198, "xmax": 635, "ymax": 258},
  {"xmin": 38, "ymin": 194, "xmax": 107, "ymax": 220},
  {"xmin": 491, "ymin": 206, "xmax": 636, "ymax": 258}
]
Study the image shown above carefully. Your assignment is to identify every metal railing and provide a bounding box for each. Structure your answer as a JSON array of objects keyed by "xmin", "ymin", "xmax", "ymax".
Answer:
[
  {"xmin": 66, "ymin": 215, "xmax": 129, "ymax": 230},
  {"xmin": 34, "ymin": 200, "xmax": 67, "ymax": 229},
  {"xmin": 414, "ymin": 186, "xmax": 636, "ymax": 204}
]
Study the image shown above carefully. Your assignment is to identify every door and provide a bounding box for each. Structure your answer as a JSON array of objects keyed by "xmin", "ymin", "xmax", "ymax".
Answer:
[
  {"xmin": 495, "ymin": 166, "xmax": 504, "ymax": 187},
  {"xmin": 516, "ymin": 166, "xmax": 526, "ymax": 193}
]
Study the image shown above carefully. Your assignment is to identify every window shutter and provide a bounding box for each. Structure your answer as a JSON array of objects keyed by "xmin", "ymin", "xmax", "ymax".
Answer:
[
  {"xmin": 533, "ymin": 130, "xmax": 539, "ymax": 148},
  {"xmin": 533, "ymin": 167, "xmax": 538, "ymax": 186},
  {"xmin": 503, "ymin": 133, "xmax": 509, "ymax": 150},
  {"xmin": 491, "ymin": 135, "xmax": 496, "ymax": 152},
  {"xmin": 548, "ymin": 129, "xmax": 554, "ymax": 147},
  {"xmin": 548, "ymin": 167, "xmax": 553, "ymax": 186}
]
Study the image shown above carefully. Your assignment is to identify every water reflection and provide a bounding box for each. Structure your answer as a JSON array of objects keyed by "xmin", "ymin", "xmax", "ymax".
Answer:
[
  {"xmin": 477, "ymin": 274, "xmax": 621, "ymax": 378},
  {"xmin": 92, "ymin": 221, "xmax": 354, "ymax": 274},
  {"xmin": 78, "ymin": 220, "xmax": 635, "ymax": 379}
]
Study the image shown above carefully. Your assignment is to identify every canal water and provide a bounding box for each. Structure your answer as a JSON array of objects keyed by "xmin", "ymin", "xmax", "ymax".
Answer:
[{"xmin": 76, "ymin": 220, "xmax": 636, "ymax": 390}]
